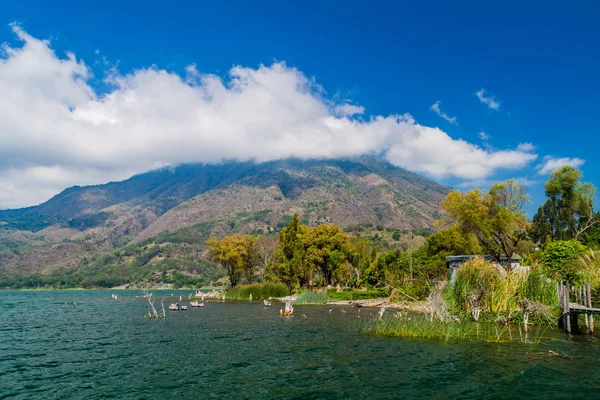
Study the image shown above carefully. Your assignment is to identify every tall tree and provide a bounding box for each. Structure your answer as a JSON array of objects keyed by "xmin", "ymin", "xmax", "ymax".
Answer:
[
  {"xmin": 531, "ymin": 165, "xmax": 597, "ymax": 242},
  {"xmin": 277, "ymin": 214, "xmax": 303, "ymax": 288},
  {"xmin": 302, "ymin": 224, "xmax": 349, "ymax": 286},
  {"xmin": 347, "ymin": 237, "xmax": 373, "ymax": 285},
  {"xmin": 424, "ymin": 225, "xmax": 482, "ymax": 257},
  {"xmin": 441, "ymin": 180, "xmax": 529, "ymax": 269},
  {"xmin": 252, "ymin": 235, "xmax": 279, "ymax": 280},
  {"xmin": 206, "ymin": 234, "xmax": 255, "ymax": 287}
]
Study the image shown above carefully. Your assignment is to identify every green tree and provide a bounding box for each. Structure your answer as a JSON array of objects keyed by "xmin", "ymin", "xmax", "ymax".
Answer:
[
  {"xmin": 542, "ymin": 240, "xmax": 587, "ymax": 283},
  {"xmin": 424, "ymin": 225, "xmax": 482, "ymax": 257},
  {"xmin": 579, "ymin": 215, "xmax": 600, "ymax": 248},
  {"xmin": 392, "ymin": 230, "xmax": 401, "ymax": 241},
  {"xmin": 531, "ymin": 165, "xmax": 597, "ymax": 242},
  {"xmin": 441, "ymin": 180, "xmax": 529, "ymax": 269},
  {"xmin": 206, "ymin": 234, "xmax": 255, "ymax": 287},
  {"xmin": 347, "ymin": 237, "xmax": 373, "ymax": 285},
  {"xmin": 361, "ymin": 247, "xmax": 386, "ymax": 286},
  {"xmin": 302, "ymin": 224, "xmax": 349, "ymax": 286},
  {"xmin": 277, "ymin": 214, "xmax": 303, "ymax": 288}
]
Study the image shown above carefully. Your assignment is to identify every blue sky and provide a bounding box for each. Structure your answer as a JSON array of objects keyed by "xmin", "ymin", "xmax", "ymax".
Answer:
[{"xmin": 1, "ymin": 0, "xmax": 599, "ymax": 213}]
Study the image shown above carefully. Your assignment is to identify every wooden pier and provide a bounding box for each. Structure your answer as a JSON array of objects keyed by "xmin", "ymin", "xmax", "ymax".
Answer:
[{"xmin": 559, "ymin": 281, "xmax": 600, "ymax": 333}]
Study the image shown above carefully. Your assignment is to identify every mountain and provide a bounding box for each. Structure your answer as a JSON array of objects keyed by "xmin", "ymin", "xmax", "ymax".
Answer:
[{"xmin": 0, "ymin": 156, "xmax": 449, "ymax": 284}]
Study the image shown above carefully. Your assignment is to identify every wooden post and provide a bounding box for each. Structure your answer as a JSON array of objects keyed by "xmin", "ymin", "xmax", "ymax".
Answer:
[
  {"xmin": 584, "ymin": 284, "xmax": 590, "ymax": 330},
  {"xmin": 563, "ymin": 282, "xmax": 571, "ymax": 333},
  {"xmin": 558, "ymin": 281, "xmax": 564, "ymax": 329},
  {"xmin": 570, "ymin": 311, "xmax": 580, "ymax": 334},
  {"xmin": 587, "ymin": 282, "xmax": 594, "ymax": 333},
  {"xmin": 585, "ymin": 301, "xmax": 590, "ymax": 330}
]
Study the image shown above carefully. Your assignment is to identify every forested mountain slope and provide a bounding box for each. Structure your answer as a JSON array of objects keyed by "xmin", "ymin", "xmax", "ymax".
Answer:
[{"xmin": 0, "ymin": 156, "xmax": 449, "ymax": 280}]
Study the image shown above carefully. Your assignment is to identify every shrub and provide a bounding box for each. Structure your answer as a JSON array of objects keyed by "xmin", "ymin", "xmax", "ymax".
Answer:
[
  {"xmin": 445, "ymin": 258, "xmax": 501, "ymax": 314},
  {"xmin": 445, "ymin": 258, "xmax": 558, "ymax": 316},
  {"xmin": 542, "ymin": 240, "xmax": 586, "ymax": 283},
  {"xmin": 226, "ymin": 283, "xmax": 290, "ymax": 300},
  {"xmin": 293, "ymin": 291, "xmax": 327, "ymax": 305},
  {"xmin": 327, "ymin": 288, "xmax": 389, "ymax": 301}
]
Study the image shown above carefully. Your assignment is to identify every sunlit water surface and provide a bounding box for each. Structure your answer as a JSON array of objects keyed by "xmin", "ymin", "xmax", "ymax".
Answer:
[{"xmin": 1, "ymin": 290, "xmax": 600, "ymax": 399}]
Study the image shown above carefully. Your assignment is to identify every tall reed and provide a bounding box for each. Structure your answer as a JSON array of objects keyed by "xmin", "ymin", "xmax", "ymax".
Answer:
[
  {"xmin": 226, "ymin": 283, "xmax": 290, "ymax": 300},
  {"xmin": 445, "ymin": 258, "xmax": 559, "ymax": 316},
  {"xmin": 293, "ymin": 291, "xmax": 328, "ymax": 305},
  {"xmin": 361, "ymin": 313, "xmax": 550, "ymax": 344},
  {"xmin": 519, "ymin": 264, "xmax": 559, "ymax": 309}
]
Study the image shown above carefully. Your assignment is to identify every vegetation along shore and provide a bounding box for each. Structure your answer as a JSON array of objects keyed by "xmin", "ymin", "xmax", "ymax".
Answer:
[
  {"xmin": 3, "ymin": 165, "xmax": 600, "ymax": 341},
  {"xmin": 202, "ymin": 165, "xmax": 600, "ymax": 340}
]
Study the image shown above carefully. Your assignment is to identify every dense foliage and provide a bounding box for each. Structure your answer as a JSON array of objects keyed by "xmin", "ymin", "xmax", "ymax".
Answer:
[
  {"xmin": 541, "ymin": 240, "xmax": 587, "ymax": 283},
  {"xmin": 441, "ymin": 180, "xmax": 530, "ymax": 266},
  {"xmin": 531, "ymin": 166, "xmax": 597, "ymax": 243},
  {"xmin": 225, "ymin": 283, "xmax": 290, "ymax": 300},
  {"xmin": 205, "ymin": 214, "xmax": 457, "ymax": 298},
  {"xmin": 444, "ymin": 259, "xmax": 559, "ymax": 318}
]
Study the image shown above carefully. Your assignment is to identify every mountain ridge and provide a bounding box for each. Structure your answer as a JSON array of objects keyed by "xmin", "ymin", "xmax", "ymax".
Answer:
[{"xmin": 0, "ymin": 156, "xmax": 449, "ymax": 278}]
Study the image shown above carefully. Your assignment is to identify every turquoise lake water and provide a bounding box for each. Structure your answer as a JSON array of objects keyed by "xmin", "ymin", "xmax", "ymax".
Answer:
[{"xmin": 1, "ymin": 290, "xmax": 600, "ymax": 399}]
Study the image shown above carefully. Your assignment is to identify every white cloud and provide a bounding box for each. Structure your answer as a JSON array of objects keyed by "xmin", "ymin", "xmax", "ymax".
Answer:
[
  {"xmin": 517, "ymin": 142, "xmax": 535, "ymax": 152},
  {"xmin": 0, "ymin": 25, "xmax": 539, "ymax": 208},
  {"xmin": 334, "ymin": 103, "xmax": 365, "ymax": 117},
  {"xmin": 514, "ymin": 177, "xmax": 538, "ymax": 187},
  {"xmin": 476, "ymin": 89, "xmax": 500, "ymax": 110},
  {"xmin": 455, "ymin": 176, "xmax": 537, "ymax": 191},
  {"xmin": 537, "ymin": 156, "xmax": 585, "ymax": 175},
  {"xmin": 455, "ymin": 178, "xmax": 495, "ymax": 190},
  {"xmin": 0, "ymin": 166, "xmax": 133, "ymax": 209},
  {"xmin": 430, "ymin": 101, "xmax": 457, "ymax": 124},
  {"xmin": 478, "ymin": 131, "xmax": 490, "ymax": 141}
]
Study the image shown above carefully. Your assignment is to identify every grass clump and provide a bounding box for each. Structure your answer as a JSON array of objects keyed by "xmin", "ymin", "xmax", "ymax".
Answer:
[
  {"xmin": 294, "ymin": 291, "xmax": 327, "ymax": 305},
  {"xmin": 444, "ymin": 259, "xmax": 559, "ymax": 321},
  {"xmin": 361, "ymin": 313, "xmax": 549, "ymax": 343},
  {"xmin": 327, "ymin": 288, "xmax": 390, "ymax": 301},
  {"xmin": 226, "ymin": 283, "xmax": 290, "ymax": 300},
  {"xmin": 520, "ymin": 266, "xmax": 560, "ymax": 310}
]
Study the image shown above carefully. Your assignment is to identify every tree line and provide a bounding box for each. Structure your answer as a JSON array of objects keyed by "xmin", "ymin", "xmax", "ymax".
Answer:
[{"xmin": 207, "ymin": 165, "xmax": 600, "ymax": 295}]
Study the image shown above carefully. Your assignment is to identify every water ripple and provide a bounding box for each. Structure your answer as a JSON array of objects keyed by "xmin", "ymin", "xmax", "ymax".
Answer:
[{"xmin": 1, "ymin": 290, "xmax": 600, "ymax": 399}]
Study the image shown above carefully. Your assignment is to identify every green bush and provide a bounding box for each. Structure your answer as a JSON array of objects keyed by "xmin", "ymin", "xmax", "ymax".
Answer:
[
  {"xmin": 327, "ymin": 288, "xmax": 389, "ymax": 301},
  {"xmin": 542, "ymin": 240, "xmax": 586, "ymax": 283},
  {"xmin": 226, "ymin": 283, "xmax": 290, "ymax": 300},
  {"xmin": 293, "ymin": 291, "xmax": 327, "ymax": 305},
  {"xmin": 445, "ymin": 259, "xmax": 559, "ymax": 316}
]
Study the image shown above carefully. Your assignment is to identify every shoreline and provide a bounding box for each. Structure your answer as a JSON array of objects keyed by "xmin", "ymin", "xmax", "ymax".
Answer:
[
  {"xmin": 0, "ymin": 287, "xmax": 422, "ymax": 310},
  {"xmin": 0, "ymin": 286, "xmax": 224, "ymax": 291}
]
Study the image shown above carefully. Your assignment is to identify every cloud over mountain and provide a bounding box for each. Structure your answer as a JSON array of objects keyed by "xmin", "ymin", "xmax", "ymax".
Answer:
[{"xmin": 0, "ymin": 25, "xmax": 538, "ymax": 208}]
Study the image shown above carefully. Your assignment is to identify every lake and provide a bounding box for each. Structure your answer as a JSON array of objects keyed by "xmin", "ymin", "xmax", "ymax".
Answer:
[{"xmin": 1, "ymin": 290, "xmax": 600, "ymax": 399}]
